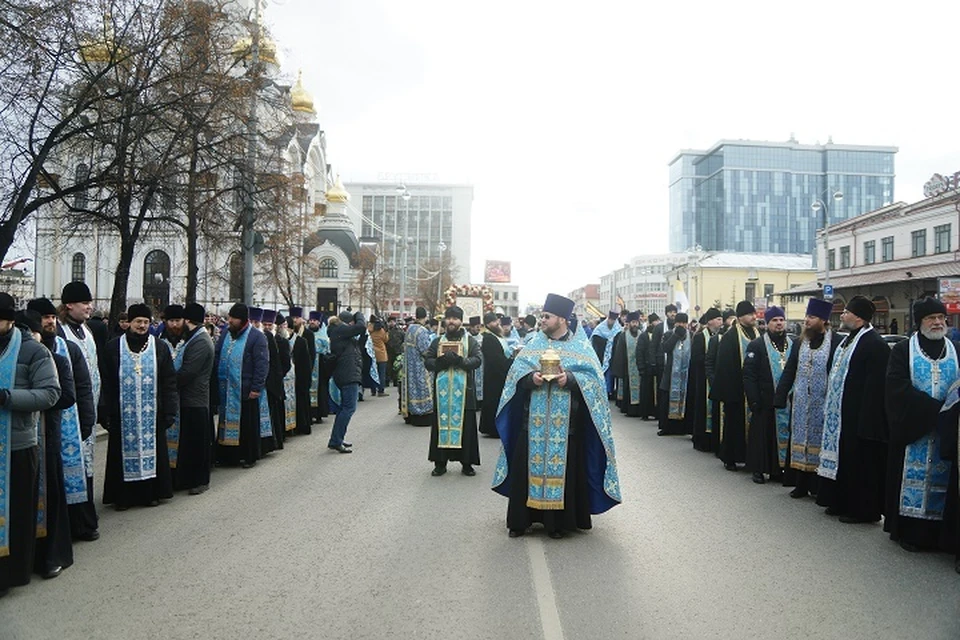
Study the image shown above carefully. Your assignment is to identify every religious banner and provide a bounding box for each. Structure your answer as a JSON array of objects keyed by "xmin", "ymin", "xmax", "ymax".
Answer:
[
  {"xmin": 939, "ymin": 277, "xmax": 960, "ymax": 315},
  {"xmin": 484, "ymin": 260, "xmax": 511, "ymax": 283},
  {"xmin": 444, "ymin": 284, "xmax": 494, "ymax": 312}
]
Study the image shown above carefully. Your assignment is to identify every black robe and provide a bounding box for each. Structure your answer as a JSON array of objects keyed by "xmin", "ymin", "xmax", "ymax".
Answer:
[
  {"xmin": 710, "ymin": 323, "xmax": 758, "ymax": 465},
  {"xmin": 262, "ymin": 331, "xmax": 284, "ymax": 451},
  {"xmin": 479, "ymin": 332, "xmax": 511, "ymax": 436},
  {"xmin": 743, "ymin": 332, "xmax": 790, "ymax": 476},
  {"xmin": 291, "ymin": 333, "xmax": 313, "ymax": 435},
  {"xmin": 424, "ymin": 331, "xmax": 481, "ymax": 467},
  {"xmin": 658, "ymin": 328, "xmax": 695, "ymax": 435},
  {"xmin": 610, "ymin": 332, "xmax": 627, "ymax": 411},
  {"xmin": 34, "ymin": 351, "xmax": 77, "ymax": 575},
  {"xmin": 172, "ymin": 327, "xmax": 215, "ymax": 490},
  {"xmin": 690, "ymin": 329, "xmax": 714, "ymax": 451},
  {"xmin": 309, "ymin": 327, "xmax": 330, "ymax": 421},
  {"xmin": 636, "ymin": 329, "xmax": 657, "ymax": 420},
  {"xmin": 935, "ymin": 403, "xmax": 960, "ymax": 568},
  {"xmin": 816, "ymin": 326, "xmax": 890, "ymax": 521},
  {"xmin": 884, "ymin": 336, "xmax": 960, "ymax": 551},
  {"xmin": 101, "ymin": 333, "xmax": 179, "ymax": 508},
  {"xmin": 705, "ymin": 331, "xmax": 723, "ymax": 455}
]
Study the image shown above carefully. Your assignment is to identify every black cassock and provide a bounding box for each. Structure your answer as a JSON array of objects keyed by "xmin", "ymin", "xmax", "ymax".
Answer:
[
  {"xmin": 710, "ymin": 324, "xmax": 758, "ymax": 466},
  {"xmin": 310, "ymin": 327, "xmax": 329, "ymax": 422},
  {"xmin": 262, "ymin": 330, "xmax": 284, "ymax": 451},
  {"xmin": 610, "ymin": 332, "xmax": 627, "ymax": 412},
  {"xmin": 479, "ymin": 332, "xmax": 511, "ymax": 436},
  {"xmin": 424, "ymin": 331, "xmax": 481, "ymax": 468},
  {"xmin": 743, "ymin": 333, "xmax": 789, "ymax": 477},
  {"xmin": 884, "ymin": 335, "xmax": 959, "ymax": 552},
  {"xmin": 658, "ymin": 329, "xmax": 694, "ymax": 435},
  {"xmin": 291, "ymin": 333, "xmax": 313, "ymax": 435},
  {"xmin": 816, "ymin": 326, "xmax": 889, "ymax": 522},
  {"xmin": 704, "ymin": 332, "xmax": 723, "ymax": 455},
  {"xmin": 690, "ymin": 329, "xmax": 714, "ymax": 452},
  {"xmin": 936, "ymin": 402, "xmax": 960, "ymax": 570},
  {"xmin": 101, "ymin": 334, "xmax": 179, "ymax": 508},
  {"xmin": 636, "ymin": 329, "xmax": 657, "ymax": 420},
  {"xmin": 173, "ymin": 328, "xmax": 215, "ymax": 490}
]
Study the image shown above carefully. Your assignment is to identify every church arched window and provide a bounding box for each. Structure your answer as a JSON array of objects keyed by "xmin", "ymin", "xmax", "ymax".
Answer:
[
  {"xmin": 71, "ymin": 252, "xmax": 86, "ymax": 283},
  {"xmin": 319, "ymin": 258, "xmax": 338, "ymax": 279}
]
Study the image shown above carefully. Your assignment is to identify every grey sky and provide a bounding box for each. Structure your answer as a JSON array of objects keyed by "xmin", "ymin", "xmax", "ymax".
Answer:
[{"xmin": 271, "ymin": 0, "xmax": 960, "ymax": 307}]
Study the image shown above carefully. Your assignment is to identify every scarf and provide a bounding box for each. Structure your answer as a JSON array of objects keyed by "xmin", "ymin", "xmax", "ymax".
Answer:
[
  {"xmin": 218, "ymin": 326, "xmax": 250, "ymax": 446},
  {"xmin": 764, "ymin": 333, "xmax": 794, "ymax": 468},
  {"xmin": 435, "ymin": 332, "xmax": 469, "ymax": 449},
  {"xmin": 54, "ymin": 337, "xmax": 87, "ymax": 504},
  {"xmin": 119, "ymin": 334, "xmax": 158, "ymax": 481}
]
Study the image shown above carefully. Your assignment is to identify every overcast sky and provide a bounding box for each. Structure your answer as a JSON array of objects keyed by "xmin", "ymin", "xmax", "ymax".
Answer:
[{"xmin": 267, "ymin": 0, "xmax": 960, "ymax": 308}]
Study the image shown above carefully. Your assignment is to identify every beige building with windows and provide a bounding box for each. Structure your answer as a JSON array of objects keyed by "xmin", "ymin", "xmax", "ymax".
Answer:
[{"xmin": 666, "ymin": 252, "xmax": 815, "ymax": 322}]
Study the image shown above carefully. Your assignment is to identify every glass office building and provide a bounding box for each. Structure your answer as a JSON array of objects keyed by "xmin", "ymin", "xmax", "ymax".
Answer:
[{"xmin": 668, "ymin": 140, "xmax": 896, "ymax": 254}]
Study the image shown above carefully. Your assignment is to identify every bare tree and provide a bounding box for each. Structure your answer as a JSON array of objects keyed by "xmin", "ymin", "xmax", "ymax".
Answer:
[{"xmin": 414, "ymin": 253, "xmax": 459, "ymax": 317}]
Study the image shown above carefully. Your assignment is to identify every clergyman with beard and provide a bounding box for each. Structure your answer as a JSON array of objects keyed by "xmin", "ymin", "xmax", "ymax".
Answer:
[
  {"xmin": 479, "ymin": 312, "xmax": 512, "ymax": 437},
  {"xmin": 424, "ymin": 306, "xmax": 481, "ymax": 476},
  {"xmin": 773, "ymin": 298, "xmax": 841, "ymax": 499},
  {"xmin": 884, "ymin": 296, "xmax": 960, "ymax": 555},
  {"xmin": 710, "ymin": 301, "xmax": 759, "ymax": 471}
]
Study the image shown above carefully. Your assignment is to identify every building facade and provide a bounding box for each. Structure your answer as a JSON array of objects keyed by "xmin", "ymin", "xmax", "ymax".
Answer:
[
  {"xmin": 598, "ymin": 254, "xmax": 688, "ymax": 318},
  {"xmin": 488, "ymin": 283, "xmax": 520, "ymax": 320},
  {"xmin": 781, "ymin": 180, "xmax": 960, "ymax": 333},
  {"xmin": 667, "ymin": 252, "xmax": 815, "ymax": 322},
  {"xmin": 567, "ymin": 284, "xmax": 601, "ymax": 320},
  {"xmin": 669, "ymin": 138, "xmax": 897, "ymax": 255}
]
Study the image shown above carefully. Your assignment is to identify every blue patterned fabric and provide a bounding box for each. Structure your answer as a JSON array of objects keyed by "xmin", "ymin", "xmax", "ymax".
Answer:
[
  {"xmin": 0, "ymin": 327, "xmax": 21, "ymax": 556},
  {"xmin": 258, "ymin": 392, "xmax": 272, "ymax": 438},
  {"xmin": 624, "ymin": 331, "xmax": 641, "ymax": 406},
  {"xmin": 61, "ymin": 322, "xmax": 99, "ymax": 478},
  {"xmin": 763, "ymin": 333, "xmax": 795, "ymax": 468},
  {"xmin": 311, "ymin": 326, "xmax": 329, "ymax": 407},
  {"xmin": 119, "ymin": 335, "xmax": 158, "ymax": 482},
  {"xmin": 819, "ymin": 326, "xmax": 873, "ymax": 480},
  {"xmin": 161, "ymin": 330, "xmax": 202, "ymax": 468},
  {"xmin": 667, "ymin": 335, "xmax": 692, "ymax": 420},
  {"xmin": 283, "ymin": 334, "xmax": 297, "ymax": 432},
  {"xmin": 475, "ymin": 343, "xmax": 484, "ymax": 402},
  {"xmin": 492, "ymin": 330, "xmax": 622, "ymax": 514},
  {"xmin": 402, "ymin": 324, "xmax": 434, "ymax": 417},
  {"xmin": 901, "ymin": 335, "xmax": 958, "ymax": 519},
  {"xmin": 435, "ymin": 333, "xmax": 469, "ymax": 449},
  {"xmin": 54, "ymin": 337, "xmax": 86, "ymax": 505},
  {"xmin": 788, "ymin": 334, "xmax": 832, "ymax": 472},
  {"xmin": 328, "ymin": 377, "xmax": 341, "ymax": 414},
  {"xmin": 503, "ymin": 326, "xmax": 522, "ymax": 352},
  {"xmin": 592, "ymin": 320, "xmax": 622, "ymax": 373},
  {"xmin": 218, "ymin": 326, "xmax": 250, "ymax": 446},
  {"xmin": 365, "ymin": 336, "xmax": 379, "ymax": 385}
]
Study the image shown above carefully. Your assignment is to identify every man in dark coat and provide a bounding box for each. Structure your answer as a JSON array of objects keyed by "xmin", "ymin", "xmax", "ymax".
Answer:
[
  {"xmin": 327, "ymin": 311, "xmax": 367, "ymax": 452},
  {"xmin": 710, "ymin": 301, "xmax": 759, "ymax": 471},
  {"xmin": 636, "ymin": 314, "xmax": 659, "ymax": 420},
  {"xmin": 773, "ymin": 298, "xmax": 841, "ymax": 499},
  {"xmin": 884, "ymin": 297, "xmax": 959, "ymax": 553},
  {"xmin": 691, "ymin": 308, "xmax": 723, "ymax": 452},
  {"xmin": 479, "ymin": 312, "xmax": 511, "ymax": 437},
  {"xmin": 170, "ymin": 303, "xmax": 215, "ymax": 494},
  {"xmin": 215, "ymin": 303, "xmax": 269, "ymax": 468},
  {"xmin": 816, "ymin": 295, "xmax": 890, "ymax": 524},
  {"xmin": 658, "ymin": 313, "xmax": 695, "ymax": 436},
  {"xmin": 261, "ymin": 310, "xmax": 289, "ymax": 449},
  {"xmin": 289, "ymin": 307, "xmax": 314, "ymax": 433},
  {"xmin": 101, "ymin": 304, "xmax": 179, "ymax": 510},
  {"xmin": 0, "ymin": 294, "xmax": 61, "ymax": 598},
  {"xmin": 743, "ymin": 306, "xmax": 795, "ymax": 484},
  {"xmin": 424, "ymin": 306, "xmax": 482, "ymax": 476},
  {"xmin": 616, "ymin": 311, "xmax": 643, "ymax": 417}
]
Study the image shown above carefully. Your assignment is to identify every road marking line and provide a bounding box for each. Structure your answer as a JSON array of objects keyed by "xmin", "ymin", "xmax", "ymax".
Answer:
[{"xmin": 527, "ymin": 537, "xmax": 564, "ymax": 640}]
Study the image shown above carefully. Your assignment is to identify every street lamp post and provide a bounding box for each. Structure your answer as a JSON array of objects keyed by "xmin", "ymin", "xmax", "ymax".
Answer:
[
  {"xmin": 811, "ymin": 189, "xmax": 843, "ymax": 299},
  {"xmin": 395, "ymin": 187, "xmax": 412, "ymax": 317},
  {"xmin": 240, "ymin": 1, "xmax": 262, "ymax": 305}
]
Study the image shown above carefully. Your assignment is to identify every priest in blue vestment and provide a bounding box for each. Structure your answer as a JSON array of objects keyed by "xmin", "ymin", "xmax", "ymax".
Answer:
[
  {"xmin": 885, "ymin": 297, "xmax": 959, "ymax": 556},
  {"xmin": 658, "ymin": 313, "xmax": 696, "ymax": 436},
  {"xmin": 591, "ymin": 310, "xmax": 622, "ymax": 398},
  {"xmin": 493, "ymin": 294, "xmax": 621, "ymax": 539},
  {"xmin": 101, "ymin": 304, "xmax": 179, "ymax": 510},
  {"xmin": 402, "ymin": 307, "xmax": 435, "ymax": 426}
]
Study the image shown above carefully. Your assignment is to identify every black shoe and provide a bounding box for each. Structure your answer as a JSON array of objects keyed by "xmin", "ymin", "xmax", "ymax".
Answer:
[
  {"xmin": 431, "ymin": 465, "xmax": 447, "ymax": 476},
  {"xmin": 838, "ymin": 515, "xmax": 873, "ymax": 524},
  {"xmin": 548, "ymin": 531, "xmax": 564, "ymax": 539},
  {"xmin": 188, "ymin": 485, "xmax": 209, "ymax": 496},
  {"xmin": 461, "ymin": 465, "xmax": 476, "ymax": 476},
  {"xmin": 752, "ymin": 472, "xmax": 766, "ymax": 485},
  {"xmin": 724, "ymin": 462, "xmax": 738, "ymax": 472},
  {"xmin": 114, "ymin": 504, "xmax": 129, "ymax": 512},
  {"xmin": 789, "ymin": 487, "xmax": 808, "ymax": 499},
  {"xmin": 824, "ymin": 507, "xmax": 842, "ymax": 516},
  {"xmin": 899, "ymin": 540, "xmax": 923, "ymax": 553},
  {"xmin": 42, "ymin": 565, "xmax": 63, "ymax": 580},
  {"xmin": 76, "ymin": 530, "xmax": 100, "ymax": 542},
  {"xmin": 241, "ymin": 461, "xmax": 256, "ymax": 469},
  {"xmin": 328, "ymin": 444, "xmax": 352, "ymax": 453},
  {"xmin": 508, "ymin": 529, "xmax": 524, "ymax": 538},
  {"xmin": 341, "ymin": 442, "xmax": 352, "ymax": 448},
  {"xmin": 656, "ymin": 430, "xmax": 667, "ymax": 436}
]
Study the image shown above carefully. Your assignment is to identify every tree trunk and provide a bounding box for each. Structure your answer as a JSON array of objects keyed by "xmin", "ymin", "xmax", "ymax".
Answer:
[
  {"xmin": 184, "ymin": 137, "xmax": 200, "ymax": 303},
  {"xmin": 109, "ymin": 233, "xmax": 137, "ymax": 326}
]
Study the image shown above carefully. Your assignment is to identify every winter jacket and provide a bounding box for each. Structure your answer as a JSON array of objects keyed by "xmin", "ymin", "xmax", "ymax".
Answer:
[
  {"xmin": 329, "ymin": 323, "xmax": 366, "ymax": 387},
  {"xmin": 3, "ymin": 327, "xmax": 62, "ymax": 451}
]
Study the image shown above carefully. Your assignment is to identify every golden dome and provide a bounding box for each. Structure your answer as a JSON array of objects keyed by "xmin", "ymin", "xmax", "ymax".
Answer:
[
  {"xmin": 79, "ymin": 15, "xmax": 118, "ymax": 64},
  {"xmin": 231, "ymin": 35, "xmax": 278, "ymax": 65},
  {"xmin": 325, "ymin": 175, "xmax": 350, "ymax": 203},
  {"xmin": 290, "ymin": 70, "xmax": 315, "ymax": 114}
]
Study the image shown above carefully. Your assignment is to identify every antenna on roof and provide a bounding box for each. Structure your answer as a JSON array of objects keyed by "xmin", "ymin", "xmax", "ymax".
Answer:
[
  {"xmin": 827, "ymin": 135, "xmax": 834, "ymax": 144},
  {"xmin": 789, "ymin": 132, "xmax": 797, "ymax": 143}
]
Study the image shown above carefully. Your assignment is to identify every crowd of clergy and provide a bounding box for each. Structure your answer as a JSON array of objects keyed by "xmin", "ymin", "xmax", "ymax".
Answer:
[
  {"xmin": 0, "ymin": 280, "xmax": 375, "ymax": 598},
  {"xmin": 599, "ymin": 294, "xmax": 959, "ymax": 575}
]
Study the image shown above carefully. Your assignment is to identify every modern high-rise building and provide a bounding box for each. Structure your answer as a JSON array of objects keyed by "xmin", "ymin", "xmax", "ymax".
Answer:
[{"xmin": 669, "ymin": 138, "xmax": 897, "ymax": 254}]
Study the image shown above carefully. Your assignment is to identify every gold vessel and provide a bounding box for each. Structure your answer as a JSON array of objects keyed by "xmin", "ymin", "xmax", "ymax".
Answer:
[{"xmin": 539, "ymin": 348, "xmax": 562, "ymax": 381}]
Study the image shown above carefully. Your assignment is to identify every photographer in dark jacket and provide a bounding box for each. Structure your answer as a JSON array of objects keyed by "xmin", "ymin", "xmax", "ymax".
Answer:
[{"xmin": 327, "ymin": 310, "xmax": 366, "ymax": 453}]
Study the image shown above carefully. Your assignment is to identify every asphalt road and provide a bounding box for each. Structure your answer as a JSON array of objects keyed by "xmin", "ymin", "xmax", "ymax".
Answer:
[{"xmin": 2, "ymin": 392, "xmax": 958, "ymax": 639}]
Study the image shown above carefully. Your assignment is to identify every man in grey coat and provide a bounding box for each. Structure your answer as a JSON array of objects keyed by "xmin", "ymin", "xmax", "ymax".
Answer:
[
  {"xmin": 171, "ymin": 303, "xmax": 215, "ymax": 494},
  {"xmin": 0, "ymin": 292, "xmax": 61, "ymax": 598}
]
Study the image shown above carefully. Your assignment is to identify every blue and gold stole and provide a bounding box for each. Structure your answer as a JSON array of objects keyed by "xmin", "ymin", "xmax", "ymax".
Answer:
[
  {"xmin": 218, "ymin": 326, "xmax": 250, "ymax": 446},
  {"xmin": 436, "ymin": 333, "xmax": 469, "ymax": 449},
  {"xmin": 789, "ymin": 334, "xmax": 832, "ymax": 472},
  {"xmin": 311, "ymin": 326, "xmax": 329, "ymax": 408},
  {"xmin": 668, "ymin": 334, "xmax": 692, "ymax": 420},
  {"xmin": 624, "ymin": 331, "xmax": 641, "ymax": 406},
  {"xmin": 474, "ymin": 331, "xmax": 484, "ymax": 402},
  {"xmin": 764, "ymin": 333, "xmax": 795, "ymax": 468},
  {"xmin": 819, "ymin": 325, "xmax": 873, "ymax": 480},
  {"xmin": 54, "ymin": 337, "xmax": 86, "ymax": 505},
  {"xmin": 901, "ymin": 335, "xmax": 958, "ymax": 519},
  {"xmin": 119, "ymin": 334, "xmax": 158, "ymax": 482},
  {"xmin": 283, "ymin": 334, "xmax": 297, "ymax": 432},
  {"xmin": 61, "ymin": 321, "xmax": 99, "ymax": 479},
  {"xmin": 163, "ymin": 330, "xmax": 201, "ymax": 468},
  {"xmin": 737, "ymin": 324, "xmax": 754, "ymax": 438},
  {"xmin": 365, "ymin": 336, "xmax": 379, "ymax": 385},
  {"xmin": 402, "ymin": 324, "xmax": 434, "ymax": 417},
  {"xmin": 493, "ymin": 331, "xmax": 622, "ymax": 513}
]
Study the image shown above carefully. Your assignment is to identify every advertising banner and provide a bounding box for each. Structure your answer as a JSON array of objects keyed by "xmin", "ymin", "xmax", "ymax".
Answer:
[{"xmin": 484, "ymin": 260, "xmax": 511, "ymax": 283}]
